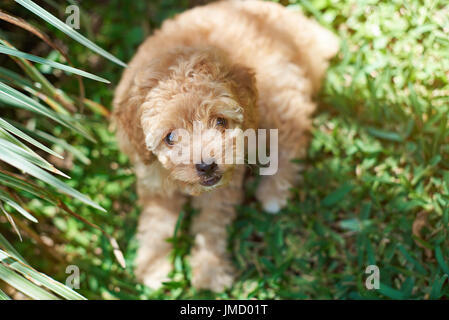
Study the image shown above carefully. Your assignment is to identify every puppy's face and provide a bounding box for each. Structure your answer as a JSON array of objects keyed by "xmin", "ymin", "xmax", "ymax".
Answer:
[
  {"xmin": 124, "ymin": 48, "xmax": 257, "ymax": 195},
  {"xmin": 143, "ymin": 82, "xmax": 244, "ymax": 194}
]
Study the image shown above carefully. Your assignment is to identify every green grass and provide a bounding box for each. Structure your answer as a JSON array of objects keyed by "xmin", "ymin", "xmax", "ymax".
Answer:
[{"xmin": 3, "ymin": 0, "xmax": 449, "ymax": 299}]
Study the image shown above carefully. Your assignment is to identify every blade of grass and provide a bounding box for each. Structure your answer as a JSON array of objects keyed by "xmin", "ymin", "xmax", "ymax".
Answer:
[
  {"xmin": 430, "ymin": 274, "xmax": 447, "ymax": 299},
  {"xmin": 435, "ymin": 246, "xmax": 449, "ymax": 275},
  {"xmin": 397, "ymin": 244, "xmax": 427, "ymax": 274},
  {"xmin": 378, "ymin": 283, "xmax": 404, "ymax": 299}
]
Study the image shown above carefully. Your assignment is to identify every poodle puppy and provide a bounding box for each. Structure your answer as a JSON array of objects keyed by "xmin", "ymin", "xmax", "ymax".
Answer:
[{"xmin": 113, "ymin": 0, "xmax": 338, "ymax": 292}]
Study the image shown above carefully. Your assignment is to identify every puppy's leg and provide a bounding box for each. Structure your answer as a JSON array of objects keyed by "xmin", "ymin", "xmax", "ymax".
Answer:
[
  {"xmin": 135, "ymin": 194, "xmax": 184, "ymax": 290},
  {"xmin": 189, "ymin": 168, "xmax": 244, "ymax": 292},
  {"xmin": 256, "ymin": 93, "xmax": 314, "ymax": 214}
]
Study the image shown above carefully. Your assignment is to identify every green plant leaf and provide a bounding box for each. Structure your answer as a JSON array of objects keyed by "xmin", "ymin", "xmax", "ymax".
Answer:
[
  {"xmin": 0, "ymin": 117, "xmax": 62, "ymax": 159},
  {"xmin": 0, "ymin": 45, "xmax": 109, "ymax": 83},
  {"xmin": 0, "ymin": 81, "xmax": 94, "ymax": 141},
  {"xmin": 0, "ymin": 189, "xmax": 38, "ymax": 223},
  {"xmin": 0, "ymin": 233, "xmax": 28, "ymax": 263},
  {"xmin": 15, "ymin": 0, "xmax": 127, "ymax": 67},
  {"xmin": 0, "ymin": 41, "xmax": 76, "ymax": 114},
  {"xmin": 0, "ymin": 262, "xmax": 59, "ymax": 300},
  {"xmin": 0, "ymin": 288, "xmax": 11, "ymax": 300},
  {"xmin": 0, "ymin": 66, "xmax": 33, "ymax": 88},
  {"xmin": 10, "ymin": 122, "xmax": 91, "ymax": 165},
  {"xmin": 0, "ymin": 137, "xmax": 68, "ymax": 178},
  {"xmin": 0, "ymin": 250, "xmax": 86, "ymax": 300},
  {"xmin": 0, "ymin": 144, "xmax": 105, "ymax": 212},
  {"xmin": 0, "ymin": 203, "xmax": 23, "ymax": 240},
  {"xmin": 0, "ymin": 171, "xmax": 55, "ymax": 203}
]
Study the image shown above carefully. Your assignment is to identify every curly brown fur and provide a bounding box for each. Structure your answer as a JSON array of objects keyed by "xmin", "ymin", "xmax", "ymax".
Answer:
[{"xmin": 113, "ymin": 0, "xmax": 338, "ymax": 292}]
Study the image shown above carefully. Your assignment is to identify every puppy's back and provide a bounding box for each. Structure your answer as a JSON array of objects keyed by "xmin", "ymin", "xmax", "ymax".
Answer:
[
  {"xmin": 158, "ymin": 0, "xmax": 339, "ymax": 92},
  {"xmin": 114, "ymin": 0, "xmax": 339, "ymax": 131}
]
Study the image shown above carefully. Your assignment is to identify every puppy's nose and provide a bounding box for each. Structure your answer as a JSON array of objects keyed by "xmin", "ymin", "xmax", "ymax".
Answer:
[{"xmin": 196, "ymin": 161, "xmax": 217, "ymax": 175}]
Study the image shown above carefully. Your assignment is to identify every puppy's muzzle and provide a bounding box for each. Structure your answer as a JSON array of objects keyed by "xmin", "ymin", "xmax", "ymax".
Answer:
[{"xmin": 196, "ymin": 161, "xmax": 222, "ymax": 186}]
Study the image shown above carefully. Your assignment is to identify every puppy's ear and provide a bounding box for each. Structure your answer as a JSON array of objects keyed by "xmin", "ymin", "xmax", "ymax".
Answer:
[
  {"xmin": 113, "ymin": 50, "xmax": 182, "ymax": 164},
  {"xmin": 113, "ymin": 67, "xmax": 159, "ymax": 165},
  {"xmin": 227, "ymin": 64, "xmax": 258, "ymax": 129}
]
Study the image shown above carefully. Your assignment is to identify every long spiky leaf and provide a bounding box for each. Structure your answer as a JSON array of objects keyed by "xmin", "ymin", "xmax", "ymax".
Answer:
[
  {"xmin": 0, "ymin": 45, "xmax": 110, "ymax": 83},
  {"xmin": 15, "ymin": 0, "xmax": 127, "ymax": 67},
  {"xmin": 0, "ymin": 144, "xmax": 105, "ymax": 211}
]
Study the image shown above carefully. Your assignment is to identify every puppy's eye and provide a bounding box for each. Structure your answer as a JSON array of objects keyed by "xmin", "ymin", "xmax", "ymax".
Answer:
[
  {"xmin": 164, "ymin": 132, "xmax": 176, "ymax": 146},
  {"xmin": 216, "ymin": 117, "xmax": 228, "ymax": 128}
]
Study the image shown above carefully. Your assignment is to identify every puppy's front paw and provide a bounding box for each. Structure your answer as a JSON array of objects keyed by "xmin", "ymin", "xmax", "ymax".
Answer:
[
  {"xmin": 255, "ymin": 176, "xmax": 290, "ymax": 214},
  {"xmin": 191, "ymin": 253, "xmax": 235, "ymax": 292},
  {"xmin": 135, "ymin": 256, "xmax": 172, "ymax": 290},
  {"xmin": 190, "ymin": 236, "xmax": 235, "ymax": 292}
]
